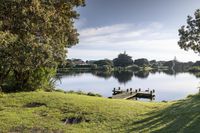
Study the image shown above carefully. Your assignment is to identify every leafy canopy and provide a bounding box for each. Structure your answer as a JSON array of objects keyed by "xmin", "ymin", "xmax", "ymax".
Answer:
[
  {"xmin": 0, "ymin": 0, "xmax": 85, "ymax": 91},
  {"xmin": 178, "ymin": 9, "xmax": 200, "ymax": 53},
  {"xmin": 113, "ymin": 52, "xmax": 133, "ymax": 67}
]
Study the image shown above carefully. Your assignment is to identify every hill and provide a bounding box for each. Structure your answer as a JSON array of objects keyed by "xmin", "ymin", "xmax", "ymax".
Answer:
[{"xmin": 0, "ymin": 92, "xmax": 199, "ymax": 132}]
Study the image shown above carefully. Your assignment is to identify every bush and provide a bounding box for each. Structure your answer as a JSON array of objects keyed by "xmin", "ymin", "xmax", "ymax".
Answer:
[{"xmin": 2, "ymin": 67, "xmax": 56, "ymax": 92}]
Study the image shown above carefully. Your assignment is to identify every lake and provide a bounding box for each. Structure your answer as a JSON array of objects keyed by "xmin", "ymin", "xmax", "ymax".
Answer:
[{"xmin": 56, "ymin": 70, "xmax": 200, "ymax": 101}]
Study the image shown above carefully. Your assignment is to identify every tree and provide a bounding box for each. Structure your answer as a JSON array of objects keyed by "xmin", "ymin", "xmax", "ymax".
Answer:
[
  {"xmin": 134, "ymin": 58, "xmax": 149, "ymax": 67},
  {"xmin": 178, "ymin": 9, "xmax": 200, "ymax": 53},
  {"xmin": 192, "ymin": 61, "xmax": 200, "ymax": 66},
  {"xmin": 0, "ymin": 31, "xmax": 17, "ymax": 91},
  {"xmin": 93, "ymin": 59, "xmax": 113, "ymax": 67},
  {"xmin": 0, "ymin": 0, "xmax": 85, "ymax": 91},
  {"xmin": 113, "ymin": 52, "xmax": 133, "ymax": 67}
]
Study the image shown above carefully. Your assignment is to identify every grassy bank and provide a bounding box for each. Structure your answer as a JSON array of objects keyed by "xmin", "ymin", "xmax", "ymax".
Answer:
[{"xmin": 0, "ymin": 92, "xmax": 199, "ymax": 132}]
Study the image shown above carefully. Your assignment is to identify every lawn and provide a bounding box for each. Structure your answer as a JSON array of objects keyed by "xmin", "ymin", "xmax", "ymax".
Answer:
[{"xmin": 0, "ymin": 91, "xmax": 199, "ymax": 133}]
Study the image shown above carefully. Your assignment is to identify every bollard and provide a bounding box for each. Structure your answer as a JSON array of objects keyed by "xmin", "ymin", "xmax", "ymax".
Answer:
[
  {"xmin": 118, "ymin": 87, "xmax": 120, "ymax": 90},
  {"xmin": 153, "ymin": 89, "xmax": 155, "ymax": 93},
  {"xmin": 127, "ymin": 89, "xmax": 129, "ymax": 92},
  {"xmin": 139, "ymin": 88, "xmax": 141, "ymax": 92},
  {"xmin": 130, "ymin": 88, "xmax": 132, "ymax": 92}
]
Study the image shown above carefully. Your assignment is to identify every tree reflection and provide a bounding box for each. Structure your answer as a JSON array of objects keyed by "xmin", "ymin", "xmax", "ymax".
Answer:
[
  {"xmin": 91, "ymin": 71, "xmax": 112, "ymax": 79},
  {"xmin": 113, "ymin": 71, "xmax": 133, "ymax": 84},
  {"xmin": 134, "ymin": 71, "xmax": 149, "ymax": 79}
]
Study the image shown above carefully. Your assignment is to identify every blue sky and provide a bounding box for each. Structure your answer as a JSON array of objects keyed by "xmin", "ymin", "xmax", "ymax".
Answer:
[{"xmin": 68, "ymin": 0, "xmax": 200, "ymax": 62}]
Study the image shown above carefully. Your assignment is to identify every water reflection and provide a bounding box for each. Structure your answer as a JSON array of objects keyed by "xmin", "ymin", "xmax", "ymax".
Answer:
[
  {"xmin": 56, "ymin": 70, "xmax": 200, "ymax": 101},
  {"xmin": 57, "ymin": 70, "xmax": 200, "ymax": 84},
  {"xmin": 92, "ymin": 71, "xmax": 112, "ymax": 79},
  {"xmin": 113, "ymin": 71, "xmax": 133, "ymax": 84},
  {"xmin": 134, "ymin": 71, "xmax": 149, "ymax": 79}
]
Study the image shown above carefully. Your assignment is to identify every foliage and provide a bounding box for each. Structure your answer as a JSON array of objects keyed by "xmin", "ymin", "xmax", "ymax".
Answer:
[
  {"xmin": 178, "ymin": 9, "xmax": 200, "ymax": 53},
  {"xmin": 192, "ymin": 61, "xmax": 200, "ymax": 67},
  {"xmin": 2, "ymin": 67, "xmax": 56, "ymax": 92},
  {"xmin": 113, "ymin": 52, "xmax": 133, "ymax": 67},
  {"xmin": 188, "ymin": 66, "xmax": 200, "ymax": 72},
  {"xmin": 93, "ymin": 59, "xmax": 113, "ymax": 67},
  {"xmin": 134, "ymin": 58, "xmax": 149, "ymax": 67},
  {"xmin": 0, "ymin": 0, "xmax": 85, "ymax": 91},
  {"xmin": 67, "ymin": 90, "xmax": 102, "ymax": 97},
  {"xmin": 0, "ymin": 31, "xmax": 17, "ymax": 90}
]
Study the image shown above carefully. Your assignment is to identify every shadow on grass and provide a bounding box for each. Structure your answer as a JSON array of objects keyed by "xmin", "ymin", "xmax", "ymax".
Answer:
[{"xmin": 126, "ymin": 94, "xmax": 200, "ymax": 133}]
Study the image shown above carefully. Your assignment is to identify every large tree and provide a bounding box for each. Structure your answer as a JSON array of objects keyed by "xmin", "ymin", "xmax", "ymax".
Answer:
[
  {"xmin": 113, "ymin": 52, "xmax": 133, "ymax": 67},
  {"xmin": 0, "ymin": 0, "xmax": 85, "ymax": 91},
  {"xmin": 178, "ymin": 9, "xmax": 200, "ymax": 53},
  {"xmin": 0, "ymin": 31, "xmax": 17, "ymax": 91},
  {"xmin": 134, "ymin": 58, "xmax": 149, "ymax": 67}
]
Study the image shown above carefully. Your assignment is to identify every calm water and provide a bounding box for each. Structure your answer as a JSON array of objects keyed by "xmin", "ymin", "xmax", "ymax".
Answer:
[{"xmin": 56, "ymin": 71, "xmax": 200, "ymax": 101}]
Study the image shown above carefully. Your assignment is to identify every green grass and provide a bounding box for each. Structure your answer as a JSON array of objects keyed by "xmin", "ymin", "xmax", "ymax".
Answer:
[{"xmin": 0, "ymin": 91, "xmax": 199, "ymax": 132}]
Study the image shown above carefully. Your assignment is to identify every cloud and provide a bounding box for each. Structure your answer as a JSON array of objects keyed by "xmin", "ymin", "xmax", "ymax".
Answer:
[
  {"xmin": 69, "ymin": 22, "xmax": 200, "ymax": 61},
  {"xmin": 77, "ymin": 22, "xmax": 174, "ymax": 46}
]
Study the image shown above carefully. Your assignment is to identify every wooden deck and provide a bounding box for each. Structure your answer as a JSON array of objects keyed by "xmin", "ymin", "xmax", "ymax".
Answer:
[
  {"xmin": 112, "ymin": 92, "xmax": 137, "ymax": 99},
  {"xmin": 112, "ymin": 87, "xmax": 155, "ymax": 100}
]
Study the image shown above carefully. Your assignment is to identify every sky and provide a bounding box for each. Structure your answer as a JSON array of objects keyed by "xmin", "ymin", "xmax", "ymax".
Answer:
[{"xmin": 68, "ymin": 0, "xmax": 200, "ymax": 62}]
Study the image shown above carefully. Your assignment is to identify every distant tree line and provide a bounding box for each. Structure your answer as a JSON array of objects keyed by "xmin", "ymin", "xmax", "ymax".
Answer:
[{"xmin": 59, "ymin": 52, "xmax": 199, "ymax": 73}]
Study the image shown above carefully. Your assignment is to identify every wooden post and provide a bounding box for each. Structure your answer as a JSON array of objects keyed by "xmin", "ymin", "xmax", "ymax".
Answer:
[
  {"xmin": 126, "ymin": 89, "xmax": 129, "ymax": 92},
  {"xmin": 118, "ymin": 87, "xmax": 120, "ymax": 90},
  {"xmin": 113, "ymin": 88, "xmax": 116, "ymax": 94},
  {"xmin": 153, "ymin": 89, "xmax": 155, "ymax": 93},
  {"xmin": 139, "ymin": 88, "xmax": 141, "ymax": 92},
  {"xmin": 130, "ymin": 88, "xmax": 132, "ymax": 92}
]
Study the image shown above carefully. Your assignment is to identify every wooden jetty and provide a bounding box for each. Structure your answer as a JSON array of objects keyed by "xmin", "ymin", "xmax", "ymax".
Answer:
[{"xmin": 112, "ymin": 87, "xmax": 155, "ymax": 100}]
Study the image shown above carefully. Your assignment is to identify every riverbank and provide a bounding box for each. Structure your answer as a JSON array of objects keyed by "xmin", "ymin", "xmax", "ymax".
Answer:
[{"xmin": 0, "ymin": 91, "xmax": 199, "ymax": 132}]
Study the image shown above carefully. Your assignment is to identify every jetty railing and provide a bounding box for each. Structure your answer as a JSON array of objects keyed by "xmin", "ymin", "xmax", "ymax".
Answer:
[{"xmin": 112, "ymin": 87, "xmax": 155, "ymax": 100}]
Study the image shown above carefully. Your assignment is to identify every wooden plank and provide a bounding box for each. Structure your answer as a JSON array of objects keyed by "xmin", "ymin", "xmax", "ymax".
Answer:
[
  {"xmin": 112, "ymin": 92, "xmax": 137, "ymax": 99},
  {"xmin": 123, "ymin": 93, "xmax": 137, "ymax": 100}
]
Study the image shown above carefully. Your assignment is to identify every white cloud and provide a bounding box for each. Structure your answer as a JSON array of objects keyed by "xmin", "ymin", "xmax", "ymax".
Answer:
[
  {"xmin": 69, "ymin": 22, "xmax": 200, "ymax": 61},
  {"xmin": 79, "ymin": 24, "xmax": 131, "ymax": 38}
]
